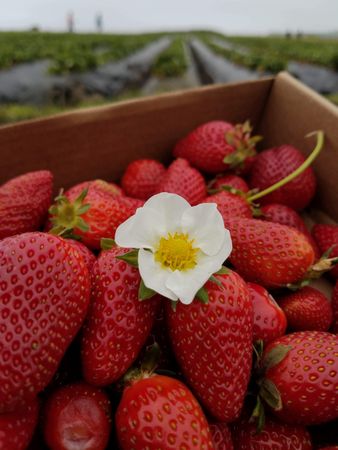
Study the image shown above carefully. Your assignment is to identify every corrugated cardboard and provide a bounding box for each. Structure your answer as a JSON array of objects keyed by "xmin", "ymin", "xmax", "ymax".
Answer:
[{"xmin": 0, "ymin": 72, "xmax": 337, "ymax": 219}]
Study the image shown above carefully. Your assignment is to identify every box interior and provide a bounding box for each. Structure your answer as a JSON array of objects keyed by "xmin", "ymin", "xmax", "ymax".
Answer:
[{"xmin": 0, "ymin": 72, "xmax": 337, "ymax": 220}]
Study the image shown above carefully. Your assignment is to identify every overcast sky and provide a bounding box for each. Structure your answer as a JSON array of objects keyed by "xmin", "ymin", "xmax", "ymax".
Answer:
[{"xmin": 1, "ymin": 0, "xmax": 337, "ymax": 35}]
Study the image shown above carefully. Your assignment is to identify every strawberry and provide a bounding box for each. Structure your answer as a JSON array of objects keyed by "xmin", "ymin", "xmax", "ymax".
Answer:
[
  {"xmin": 0, "ymin": 170, "xmax": 53, "ymax": 240},
  {"xmin": 155, "ymin": 158, "xmax": 206, "ymax": 205},
  {"xmin": 49, "ymin": 179, "xmax": 143, "ymax": 250},
  {"xmin": 227, "ymin": 218, "xmax": 315, "ymax": 288},
  {"xmin": 312, "ymin": 224, "xmax": 338, "ymax": 279},
  {"xmin": 0, "ymin": 398, "xmax": 39, "ymax": 450},
  {"xmin": 66, "ymin": 179, "xmax": 123, "ymax": 198},
  {"xmin": 209, "ymin": 423, "xmax": 234, "ymax": 450},
  {"xmin": 260, "ymin": 331, "xmax": 338, "ymax": 425},
  {"xmin": 173, "ymin": 120, "xmax": 260, "ymax": 174},
  {"xmin": 249, "ymin": 145, "xmax": 316, "ymax": 210},
  {"xmin": 44, "ymin": 382, "xmax": 111, "ymax": 450},
  {"xmin": 166, "ymin": 270, "xmax": 253, "ymax": 422},
  {"xmin": 332, "ymin": 282, "xmax": 338, "ymax": 334},
  {"xmin": 65, "ymin": 239, "xmax": 96, "ymax": 272},
  {"xmin": 318, "ymin": 447, "xmax": 338, "ymax": 450},
  {"xmin": 247, "ymin": 282, "xmax": 287, "ymax": 344},
  {"xmin": 262, "ymin": 203, "xmax": 320, "ymax": 258},
  {"xmin": 116, "ymin": 374, "xmax": 214, "ymax": 449},
  {"xmin": 209, "ymin": 174, "xmax": 249, "ymax": 193},
  {"xmin": 278, "ymin": 286, "xmax": 332, "ymax": 332},
  {"xmin": 203, "ymin": 191, "xmax": 252, "ymax": 223},
  {"xmin": 121, "ymin": 159, "xmax": 166, "ymax": 200},
  {"xmin": 81, "ymin": 246, "xmax": 159, "ymax": 386},
  {"xmin": 0, "ymin": 232, "xmax": 90, "ymax": 412},
  {"xmin": 231, "ymin": 416, "xmax": 312, "ymax": 450}
]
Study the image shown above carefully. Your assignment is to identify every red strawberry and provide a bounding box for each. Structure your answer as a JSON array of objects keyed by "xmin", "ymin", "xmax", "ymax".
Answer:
[
  {"xmin": 249, "ymin": 145, "xmax": 316, "ymax": 210},
  {"xmin": 318, "ymin": 447, "xmax": 338, "ymax": 450},
  {"xmin": 278, "ymin": 286, "xmax": 332, "ymax": 332},
  {"xmin": 0, "ymin": 398, "xmax": 39, "ymax": 450},
  {"xmin": 227, "ymin": 218, "xmax": 315, "ymax": 288},
  {"xmin": 312, "ymin": 224, "xmax": 338, "ymax": 279},
  {"xmin": 66, "ymin": 179, "xmax": 123, "ymax": 198},
  {"xmin": 332, "ymin": 282, "xmax": 338, "ymax": 334},
  {"xmin": 203, "ymin": 191, "xmax": 252, "ymax": 223},
  {"xmin": 121, "ymin": 159, "xmax": 166, "ymax": 200},
  {"xmin": 209, "ymin": 174, "xmax": 249, "ymax": 193},
  {"xmin": 81, "ymin": 246, "xmax": 159, "ymax": 386},
  {"xmin": 166, "ymin": 270, "xmax": 253, "ymax": 422},
  {"xmin": 262, "ymin": 203, "xmax": 320, "ymax": 258},
  {"xmin": 210, "ymin": 423, "xmax": 234, "ymax": 450},
  {"xmin": 49, "ymin": 179, "xmax": 143, "ymax": 250},
  {"xmin": 155, "ymin": 158, "xmax": 206, "ymax": 205},
  {"xmin": 0, "ymin": 170, "xmax": 53, "ymax": 240},
  {"xmin": 66, "ymin": 239, "xmax": 96, "ymax": 272},
  {"xmin": 44, "ymin": 382, "xmax": 111, "ymax": 450},
  {"xmin": 116, "ymin": 374, "xmax": 214, "ymax": 449},
  {"xmin": 247, "ymin": 282, "xmax": 287, "ymax": 344},
  {"xmin": 231, "ymin": 416, "xmax": 312, "ymax": 450},
  {"xmin": 261, "ymin": 331, "xmax": 338, "ymax": 425},
  {"xmin": 0, "ymin": 232, "xmax": 90, "ymax": 412},
  {"xmin": 174, "ymin": 120, "xmax": 260, "ymax": 174}
]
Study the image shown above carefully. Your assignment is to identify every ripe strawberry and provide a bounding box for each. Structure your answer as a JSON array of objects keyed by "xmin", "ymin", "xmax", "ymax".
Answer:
[
  {"xmin": 44, "ymin": 382, "xmax": 111, "ymax": 450},
  {"xmin": 121, "ymin": 159, "xmax": 166, "ymax": 200},
  {"xmin": 262, "ymin": 203, "xmax": 320, "ymax": 258},
  {"xmin": 332, "ymin": 282, "xmax": 338, "ymax": 334},
  {"xmin": 203, "ymin": 191, "xmax": 252, "ymax": 223},
  {"xmin": 174, "ymin": 120, "xmax": 260, "ymax": 174},
  {"xmin": 312, "ymin": 224, "xmax": 338, "ymax": 279},
  {"xmin": 249, "ymin": 145, "xmax": 316, "ymax": 210},
  {"xmin": 81, "ymin": 246, "xmax": 159, "ymax": 386},
  {"xmin": 49, "ymin": 179, "xmax": 143, "ymax": 250},
  {"xmin": 66, "ymin": 239, "xmax": 96, "ymax": 272},
  {"xmin": 227, "ymin": 218, "xmax": 315, "ymax": 288},
  {"xmin": 0, "ymin": 232, "xmax": 90, "ymax": 412},
  {"xmin": 116, "ymin": 374, "xmax": 214, "ymax": 449},
  {"xmin": 261, "ymin": 331, "xmax": 338, "ymax": 425},
  {"xmin": 155, "ymin": 158, "xmax": 206, "ymax": 205},
  {"xmin": 166, "ymin": 270, "xmax": 253, "ymax": 422},
  {"xmin": 210, "ymin": 423, "xmax": 234, "ymax": 450},
  {"xmin": 0, "ymin": 398, "xmax": 39, "ymax": 450},
  {"xmin": 0, "ymin": 170, "xmax": 53, "ymax": 239},
  {"xmin": 318, "ymin": 447, "xmax": 338, "ymax": 450},
  {"xmin": 231, "ymin": 416, "xmax": 312, "ymax": 449},
  {"xmin": 66, "ymin": 179, "xmax": 123, "ymax": 198},
  {"xmin": 278, "ymin": 286, "xmax": 332, "ymax": 332},
  {"xmin": 247, "ymin": 282, "xmax": 287, "ymax": 344},
  {"xmin": 209, "ymin": 174, "xmax": 249, "ymax": 193}
]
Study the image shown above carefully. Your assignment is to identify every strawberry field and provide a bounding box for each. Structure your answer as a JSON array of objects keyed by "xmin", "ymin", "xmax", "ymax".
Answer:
[{"xmin": 0, "ymin": 30, "xmax": 337, "ymax": 124}]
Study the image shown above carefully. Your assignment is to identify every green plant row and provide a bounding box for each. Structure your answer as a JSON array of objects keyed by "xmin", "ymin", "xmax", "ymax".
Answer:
[
  {"xmin": 151, "ymin": 38, "xmax": 188, "ymax": 78},
  {"xmin": 0, "ymin": 31, "xmax": 163, "ymax": 74}
]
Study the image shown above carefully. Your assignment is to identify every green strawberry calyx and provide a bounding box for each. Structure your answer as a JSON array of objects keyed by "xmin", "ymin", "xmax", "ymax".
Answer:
[
  {"xmin": 122, "ymin": 342, "xmax": 161, "ymax": 386},
  {"xmin": 223, "ymin": 120, "xmax": 263, "ymax": 169},
  {"xmin": 49, "ymin": 188, "xmax": 90, "ymax": 239}
]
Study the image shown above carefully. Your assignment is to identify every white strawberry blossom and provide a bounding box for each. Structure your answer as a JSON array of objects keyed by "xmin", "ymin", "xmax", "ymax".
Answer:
[{"xmin": 115, "ymin": 192, "xmax": 232, "ymax": 305}]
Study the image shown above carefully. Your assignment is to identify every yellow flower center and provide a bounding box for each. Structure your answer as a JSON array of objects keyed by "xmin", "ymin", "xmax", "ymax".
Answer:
[{"xmin": 155, "ymin": 232, "xmax": 199, "ymax": 271}]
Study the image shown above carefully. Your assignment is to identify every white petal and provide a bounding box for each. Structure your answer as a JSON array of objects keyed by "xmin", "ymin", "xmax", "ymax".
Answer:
[
  {"xmin": 115, "ymin": 207, "xmax": 164, "ymax": 250},
  {"xmin": 181, "ymin": 203, "xmax": 226, "ymax": 255},
  {"xmin": 138, "ymin": 248, "xmax": 178, "ymax": 301},
  {"xmin": 143, "ymin": 193, "xmax": 191, "ymax": 233},
  {"xmin": 165, "ymin": 229, "xmax": 232, "ymax": 304}
]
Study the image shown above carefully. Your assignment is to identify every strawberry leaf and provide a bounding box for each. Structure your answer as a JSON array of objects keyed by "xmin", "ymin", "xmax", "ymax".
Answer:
[
  {"xmin": 138, "ymin": 279, "xmax": 156, "ymax": 301},
  {"xmin": 100, "ymin": 238, "xmax": 116, "ymax": 250},
  {"xmin": 249, "ymin": 395, "xmax": 265, "ymax": 434},
  {"xmin": 259, "ymin": 379, "xmax": 282, "ymax": 411},
  {"xmin": 196, "ymin": 286, "xmax": 209, "ymax": 304},
  {"xmin": 116, "ymin": 249, "xmax": 139, "ymax": 267},
  {"xmin": 262, "ymin": 344, "xmax": 292, "ymax": 371},
  {"xmin": 215, "ymin": 266, "xmax": 230, "ymax": 275}
]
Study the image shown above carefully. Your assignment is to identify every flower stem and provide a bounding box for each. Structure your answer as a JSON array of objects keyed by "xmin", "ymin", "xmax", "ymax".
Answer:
[{"xmin": 247, "ymin": 130, "xmax": 324, "ymax": 203}]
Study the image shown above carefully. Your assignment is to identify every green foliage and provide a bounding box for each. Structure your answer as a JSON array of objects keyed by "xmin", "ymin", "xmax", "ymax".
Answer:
[
  {"xmin": 0, "ymin": 31, "xmax": 162, "ymax": 74},
  {"xmin": 151, "ymin": 38, "xmax": 188, "ymax": 78}
]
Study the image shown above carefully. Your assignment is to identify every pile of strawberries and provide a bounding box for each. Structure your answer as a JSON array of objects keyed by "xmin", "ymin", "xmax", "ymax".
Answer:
[{"xmin": 0, "ymin": 119, "xmax": 337, "ymax": 450}]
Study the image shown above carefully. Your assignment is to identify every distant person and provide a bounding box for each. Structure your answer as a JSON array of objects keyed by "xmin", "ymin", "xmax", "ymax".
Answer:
[
  {"xmin": 96, "ymin": 13, "xmax": 103, "ymax": 33},
  {"xmin": 67, "ymin": 12, "xmax": 74, "ymax": 33}
]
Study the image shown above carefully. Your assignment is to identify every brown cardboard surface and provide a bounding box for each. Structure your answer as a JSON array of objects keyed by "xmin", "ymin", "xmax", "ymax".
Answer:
[
  {"xmin": 0, "ymin": 79, "xmax": 273, "ymax": 189},
  {"xmin": 259, "ymin": 72, "xmax": 338, "ymax": 221}
]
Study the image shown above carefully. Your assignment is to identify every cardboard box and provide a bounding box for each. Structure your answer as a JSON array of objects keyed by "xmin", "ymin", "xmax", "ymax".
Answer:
[{"xmin": 0, "ymin": 71, "xmax": 337, "ymax": 220}]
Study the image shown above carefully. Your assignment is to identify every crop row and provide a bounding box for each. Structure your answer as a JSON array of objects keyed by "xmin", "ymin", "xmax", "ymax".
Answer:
[{"xmin": 151, "ymin": 38, "xmax": 188, "ymax": 78}]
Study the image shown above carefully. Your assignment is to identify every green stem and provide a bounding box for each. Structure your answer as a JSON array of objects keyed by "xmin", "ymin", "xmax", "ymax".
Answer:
[{"xmin": 248, "ymin": 131, "xmax": 324, "ymax": 203}]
